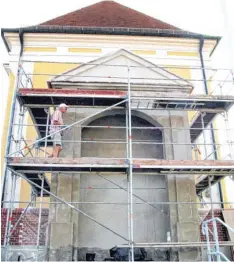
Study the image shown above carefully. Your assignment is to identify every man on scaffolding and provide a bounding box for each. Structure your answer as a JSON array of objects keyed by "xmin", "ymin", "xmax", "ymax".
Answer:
[{"xmin": 49, "ymin": 103, "xmax": 68, "ymax": 158}]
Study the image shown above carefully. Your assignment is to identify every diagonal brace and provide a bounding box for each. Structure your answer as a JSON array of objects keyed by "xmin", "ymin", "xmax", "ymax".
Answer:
[
  {"xmin": 96, "ymin": 173, "xmax": 167, "ymax": 215},
  {"xmin": 7, "ymin": 99, "xmax": 127, "ymax": 157}
]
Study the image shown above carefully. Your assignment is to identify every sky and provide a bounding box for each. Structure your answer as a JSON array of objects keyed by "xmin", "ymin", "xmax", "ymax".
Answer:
[{"xmin": 0, "ymin": 0, "xmax": 234, "ymax": 139}]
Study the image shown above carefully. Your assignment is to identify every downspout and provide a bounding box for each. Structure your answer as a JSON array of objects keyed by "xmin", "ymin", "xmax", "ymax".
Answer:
[
  {"xmin": 199, "ymin": 37, "xmax": 224, "ymax": 208},
  {"xmin": 1, "ymin": 29, "xmax": 24, "ymax": 205},
  {"xmin": 199, "ymin": 37, "xmax": 209, "ymax": 94}
]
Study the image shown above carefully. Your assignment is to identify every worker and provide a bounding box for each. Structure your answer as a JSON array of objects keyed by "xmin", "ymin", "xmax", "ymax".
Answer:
[{"xmin": 49, "ymin": 103, "xmax": 68, "ymax": 158}]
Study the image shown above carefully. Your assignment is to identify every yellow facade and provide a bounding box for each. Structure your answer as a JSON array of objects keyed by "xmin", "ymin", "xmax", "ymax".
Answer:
[
  {"xmin": 32, "ymin": 62, "xmax": 78, "ymax": 89},
  {"xmin": 1, "ymin": 72, "xmax": 15, "ymax": 175},
  {"xmin": 166, "ymin": 66, "xmax": 191, "ymax": 80},
  {"xmin": 167, "ymin": 51, "xmax": 198, "ymax": 57},
  {"xmin": 131, "ymin": 50, "xmax": 156, "ymax": 55},
  {"xmin": 68, "ymin": 47, "xmax": 101, "ymax": 53},
  {"xmin": 24, "ymin": 47, "xmax": 57, "ymax": 52}
]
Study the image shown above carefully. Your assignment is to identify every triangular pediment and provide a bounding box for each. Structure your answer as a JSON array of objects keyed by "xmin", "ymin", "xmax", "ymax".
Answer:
[{"xmin": 50, "ymin": 49, "xmax": 193, "ymax": 92}]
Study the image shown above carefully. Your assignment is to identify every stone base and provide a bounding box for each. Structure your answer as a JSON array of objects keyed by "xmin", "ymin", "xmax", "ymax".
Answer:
[
  {"xmin": 1, "ymin": 246, "xmax": 47, "ymax": 261},
  {"xmin": 178, "ymin": 248, "xmax": 200, "ymax": 261},
  {"xmin": 49, "ymin": 222, "xmax": 74, "ymax": 261},
  {"xmin": 1, "ymin": 246, "xmax": 204, "ymax": 261},
  {"xmin": 49, "ymin": 247, "xmax": 73, "ymax": 261}
]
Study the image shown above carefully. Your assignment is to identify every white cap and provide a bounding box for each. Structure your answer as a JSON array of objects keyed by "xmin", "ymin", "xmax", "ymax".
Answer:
[{"xmin": 59, "ymin": 103, "xmax": 68, "ymax": 108}]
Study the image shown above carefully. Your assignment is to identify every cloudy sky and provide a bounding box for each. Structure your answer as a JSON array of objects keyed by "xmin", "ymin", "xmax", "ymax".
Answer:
[{"xmin": 0, "ymin": 0, "xmax": 234, "ymax": 138}]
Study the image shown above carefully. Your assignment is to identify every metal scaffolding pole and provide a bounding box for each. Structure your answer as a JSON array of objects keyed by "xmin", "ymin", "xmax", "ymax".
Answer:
[
  {"xmin": 12, "ymin": 123, "xmax": 234, "ymax": 132},
  {"xmin": 127, "ymin": 65, "xmax": 134, "ymax": 261},
  {"xmin": 208, "ymin": 176, "xmax": 215, "ymax": 261},
  {"xmin": 201, "ymin": 113, "xmax": 208, "ymax": 159},
  {"xmin": 125, "ymin": 102, "xmax": 131, "ymax": 258},
  {"xmin": 44, "ymin": 109, "xmax": 50, "ymax": 157},
  {"xmin": 19, "ymin": 60, "xmax": 234, "ymax": 71},
  {"xmin": 4, "ymin": 173, "xmax": 17, "ymax": 261},
  {"xmin": 2, "ymin": 200, "xmax": 234, "ymax": 205},
  {"xmin": 16, "ymin": 106, "xmax": 25, "ymax": 154},
  {"xmin": 36, "ymin": 174, "xmax": 44, "ymax": 261}
]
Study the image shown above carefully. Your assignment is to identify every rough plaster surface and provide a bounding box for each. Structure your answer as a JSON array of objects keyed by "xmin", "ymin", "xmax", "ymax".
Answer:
[{"xmin": 48, "ymin": 108, "xmax": 200, "ymax": 261}]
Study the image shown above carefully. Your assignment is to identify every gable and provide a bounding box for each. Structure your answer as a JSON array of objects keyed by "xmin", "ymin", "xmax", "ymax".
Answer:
[{"xmin": 50, "ymin": 49, "xmax": 193, "ymax": 92}]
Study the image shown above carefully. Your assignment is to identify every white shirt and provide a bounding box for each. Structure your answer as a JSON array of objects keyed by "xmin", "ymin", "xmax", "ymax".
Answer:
[{"xmin": 50, "ymin": 110, "xmax": 64, "ymax": 134}]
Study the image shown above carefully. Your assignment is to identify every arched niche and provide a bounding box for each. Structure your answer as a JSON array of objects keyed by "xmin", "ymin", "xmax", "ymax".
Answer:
[{"xmin": 81, "ymin": 110, "xmax": 164, "ymax": 159}]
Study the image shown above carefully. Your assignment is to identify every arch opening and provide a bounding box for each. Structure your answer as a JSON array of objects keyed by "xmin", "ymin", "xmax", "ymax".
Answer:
[{"xmin": 81, "ymin": 112, "xmax": 164, "ymax": 159}]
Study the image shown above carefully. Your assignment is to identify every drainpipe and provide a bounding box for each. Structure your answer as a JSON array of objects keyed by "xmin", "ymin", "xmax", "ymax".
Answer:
[
  {"xmin": 199, "ymin": 37, "xmax": 224, "ymax": 208},
  {"xmin": 199, "ymin": 37, "xmax": 209, "ymax": 94},
  {"xmin": 1, "ymin": 29, "xmax": 24, "ymax": 205}
]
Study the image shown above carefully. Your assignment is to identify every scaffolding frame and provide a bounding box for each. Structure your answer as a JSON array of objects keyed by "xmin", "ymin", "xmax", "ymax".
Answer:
[{"xmin": 2, "ymin": 59, "xmax": 234, "ymax": 262}]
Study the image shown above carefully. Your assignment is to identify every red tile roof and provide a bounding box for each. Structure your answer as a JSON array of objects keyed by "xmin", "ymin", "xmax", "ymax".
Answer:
[{"xmin": 40, "ymin": 1, "xmax": 180, "ymax": 30}]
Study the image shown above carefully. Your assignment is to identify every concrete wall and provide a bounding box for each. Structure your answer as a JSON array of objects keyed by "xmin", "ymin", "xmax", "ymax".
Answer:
[
  {"xmin": 48, "ymin": 107, "xmax": 200, "ymax": 261},
  {"xmin": 79, "ymin": 114, "xmax": 168, "ymax": 249}
]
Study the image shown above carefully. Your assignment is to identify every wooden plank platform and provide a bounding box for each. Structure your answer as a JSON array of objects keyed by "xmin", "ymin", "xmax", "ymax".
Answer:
[
  {"xmin": 117, "ymin": 241, "xmax": 234, "ymax": 248},
  {"xmin": 18, "ymin": 88, "xmax": 126, "ymax": 107},
  {"xmin": 18, "ymin": 88, "xmax": 234, "ymax": 111},
  {"xmin": 17, "ymin": 88, "xmax": 234, "ymax": 142},
  {"xmin": 7, "ymin": 157, "xmax": 234, "ymax": 174}
]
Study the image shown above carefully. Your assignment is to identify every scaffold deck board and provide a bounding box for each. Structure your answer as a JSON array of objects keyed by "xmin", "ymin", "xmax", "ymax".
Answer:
[
  {"xmin": 18, "ymin": 88, "xmax": 234, "ymax": 141},
  {"xmin": 18, "ymin": 88, "xmax": 234, "ymax": 111},
  {"xmin": 7, "ymin": 157, "xmax": 234, "ymax": 174},
  {"xmin": 117, "ymin": 241, "xmax": 234, "ymax": 248},
  {"xmin": 18, "ymin": 88, "xmax": 126, "ymax": 107}
]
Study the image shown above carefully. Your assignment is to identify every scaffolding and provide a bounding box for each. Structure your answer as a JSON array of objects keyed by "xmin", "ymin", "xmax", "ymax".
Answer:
[{"xmin": 1, "ymin": 56, "xmax": 234, "ymax": 262}]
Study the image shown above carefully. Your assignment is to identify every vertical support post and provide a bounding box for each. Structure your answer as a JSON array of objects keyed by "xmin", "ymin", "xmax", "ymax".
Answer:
[
  {"xmin": 4, "ymin": 174, "xmax": 14, "ymax": 245},
  {"xmin": 168, "ymin": 109, "xmax": 174, "ymax": 159},
  {"xmin": 213, "ymin": 219, "xmax": 221, "ymax": 261},
  {"xmin": 16, "ymin": 106, "xmax": 25, "ymax": 154},
  {"xmin": 36, "ymin": 174, "xmax": 44, "ymax": 261},
  {"xmin": 208, "ymin": 176, "xmax": 214, "ymax": 219},
  {"xmin": 4, "ymin": 173, "xmax": 17, "ymax": 261},
  {"xmin": 208, "ymin": 175, "xmax": 215, "ymax": 261},
  {"xmin": 44, "ymin": 108, "xmax": 50, "ymax": 157},
  {"xmin": 127, "ymin": 65, "xmax": 134, "ymax": 262},
  {"xmin": 125, "ymin": 102, "xmax": 131, "ymax": 255},
  {"xmin": 201, "ymin": 113, "xmax": 208, "ymax": 159},
  {"xmin": 204, "ymin": 224, "xmax": 212, "ymax": 262}
]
